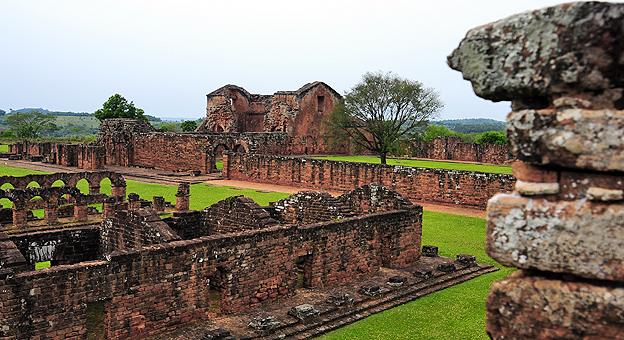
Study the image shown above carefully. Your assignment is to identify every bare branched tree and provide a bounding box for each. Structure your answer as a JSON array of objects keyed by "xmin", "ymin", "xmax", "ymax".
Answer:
[{"xmin": 329, "ymin": 71, "xmax": 443, "ymax": 164}]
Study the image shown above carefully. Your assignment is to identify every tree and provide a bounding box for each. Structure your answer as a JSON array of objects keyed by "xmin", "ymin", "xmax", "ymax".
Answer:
[
  {"xmin": 0, "ymin": 109, "xmax": 5, "ymax": 116},
  {"xmin": 329, "ymin": 71, "xmax": 443, "ymax": 164},
  {"xmin": 94, "ymin": 94, "xmax": 147, "ymax": 122},
  {"xmin": 181, "ymin": 120, "xmax": 198, "ymax": 132},
  {"xmin": 5, "ymin": 111, "xmax": 57, "ymax": 139},
  {"xmin": 475, "ymin": 131, "xmax": 507, "ymax": 145}
]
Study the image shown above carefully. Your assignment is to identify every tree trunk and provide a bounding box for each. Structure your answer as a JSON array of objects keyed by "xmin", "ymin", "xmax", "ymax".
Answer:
[{"xmin": 380, "ymin": 152, "xmax": 387, "ymax": 165}]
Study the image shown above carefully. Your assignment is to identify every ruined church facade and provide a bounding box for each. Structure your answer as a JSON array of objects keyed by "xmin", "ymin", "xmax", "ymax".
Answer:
[{"xmin": 196, "ymin": 82, "xmax": 342, "ymax": 151}]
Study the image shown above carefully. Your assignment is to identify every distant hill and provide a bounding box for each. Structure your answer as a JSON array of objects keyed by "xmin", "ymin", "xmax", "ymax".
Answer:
[
  {"xmin": 435, "ymin": 118, "xmax": 506, "ymax": 134},
  {"xmin": 6, "ymin": 108, "xmax": 161, "ymax": 122},
  {"xmin": 9, "ymin": 108, "xmax": 91, "ymax": 117}
]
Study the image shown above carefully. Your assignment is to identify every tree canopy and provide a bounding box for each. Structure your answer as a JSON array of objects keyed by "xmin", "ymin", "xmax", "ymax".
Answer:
[
  {"xmin": 181, "ymin": 120, "xmax": 198, "ymax": 132},
  {"xmin": 328, "ymin": 71, "xmax": 443, "ymax": 164},
  {"xmin": 5, "ymin": 111, "xmax": 57, "ymax": 139},
  {"xmin": 94, "ymin": 94, "xmax": 147, "ymax": 122}
]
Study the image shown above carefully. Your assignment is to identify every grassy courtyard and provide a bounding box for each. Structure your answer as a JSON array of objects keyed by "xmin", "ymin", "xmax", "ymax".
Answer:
[
  {"xmin": 0, "ymin": 164, "xmax": 509, "ymax": 339},
  {"xmin": 314, "ymin": 155, "xmax": 512, "ymax": 174},
  {"xmin": 0, "ymin": 144, "xmax": 8, "ymax": 153}
]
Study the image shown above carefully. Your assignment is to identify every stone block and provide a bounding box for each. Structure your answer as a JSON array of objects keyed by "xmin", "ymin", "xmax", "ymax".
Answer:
[
  {"xmin": 515, "ymin": 180, "xmax": 559, "ymax": 196},
  {"xmin": 288, "ymin": 304, "xmax": 320, "ymax": 322},
  {"xmin": 487, "ymin": 272, "xmax": 624, "ymax": 339},
  {"xmin": 511, "ymin": 161, "xmax": 557, "ymax": 183},
  {"xmin": 436, "ymin": 263, "xmax": 456, "ymax": 273},
  {"xmin": 508, "ymin": 108, "xmax": 624, "ymax": 172},
  {"xmin": 487, "ymin": 193, "xmax": 624, "ymax": 281},
  {"xmin": 448, "ymin": 2, "xmax": 624, "ymax": 104},
  {"xmin": 248, "ymin": 316, "xmax": 281, "ymax": 332},
  {"xmin": 456, "ymin": 254, "xmax": 476, "ymax": 267},
  {"xmin": 387, "ymin": 276, "xmax": 406, "ymax": 287},
  {"xmin": 422, "ymin": 245, "xmax": 438, "ymax": 257}
]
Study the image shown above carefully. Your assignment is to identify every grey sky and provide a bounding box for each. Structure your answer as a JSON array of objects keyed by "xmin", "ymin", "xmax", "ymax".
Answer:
[{"xmin": 1, "ymin": 0, "xmax": 575, "ymax": 120}]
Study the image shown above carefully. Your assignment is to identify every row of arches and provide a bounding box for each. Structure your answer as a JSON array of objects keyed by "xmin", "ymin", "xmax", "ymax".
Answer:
[{"xmin": 0, "ymin": 171, "xmax": 125, "ymax": 191}]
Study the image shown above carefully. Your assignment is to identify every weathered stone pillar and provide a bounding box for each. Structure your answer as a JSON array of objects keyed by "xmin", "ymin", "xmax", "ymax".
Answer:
[
  {"xmin": 12, "ymin": 207, "xmax": 27, "ymax": 227},
  {"xmin": 449, "ymin": 2, "xmax": 624, "ymax": 338},
  {"xmin": 221, "ymin": 153, "xmax": 230, "ymax": 178},
  {"xmin": 127, "ymin": 193, "xmax": 141, "ymax": 210},
  {"xmin": 152, "ymin": 196, "xmax": 165, "ymax": 212},
  {"xmin": 73, "ymin": 204, "xmax": 88, "ymax": 222},
  {"xmin": 102, "ymin": 197, "xmax": 116, "ymax": 219},
  {"xmin": 111, "ymin": 184, "xmax": 126, "ymax": 200},
  {"xmin": 44, "ymin": 203, "xmax": 58, "ymax": 225},
  {"xmin": 89, "ymin": 184, "xmax": 100, "ymax": 195},
  {"xmin": 175, "ymin": 182, "xmax": 190, "ymax": 211}
]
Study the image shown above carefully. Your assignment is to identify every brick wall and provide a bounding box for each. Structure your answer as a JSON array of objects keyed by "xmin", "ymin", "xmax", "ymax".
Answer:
[
  {"xmin": 9, "ymin": 227, "xmax": 101, "ymax": 268},
  {"xmin": 223, "ymin": 154, "xmax": 515, "ymax": 208},
  {"xmin": 202, "ymin": 196, "xmax": 277, "ymax": 234},
  {"xmin": 411, "ymin": 137, "xmax": 512, "ymax": 165},
  {"xmin": 101, "ymin": 209, "xmax": 181, "ymax": 253},
  {"xmin": 0, "ymin": 203, "xmax": 420, "ymax": 339}
]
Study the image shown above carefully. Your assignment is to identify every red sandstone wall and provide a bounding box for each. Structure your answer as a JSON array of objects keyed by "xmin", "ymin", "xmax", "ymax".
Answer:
[
  {"xmin": 132, "ymin": 133, "xmax": 212, "ymax": 173},
  {"xmin": 224, "ymin": 154, "xmax": 515, "ymax": 208},
  {"xmin": 411, "ymin": 137, "xmax": 513, "ymax": 165},
  {"xmin": 0, "ymin": 208, "xmax": 420, "ymax": 339}
]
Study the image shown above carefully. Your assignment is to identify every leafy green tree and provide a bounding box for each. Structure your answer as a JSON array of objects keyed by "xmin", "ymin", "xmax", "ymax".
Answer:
[
  {"xmin": 94, "ymin": 94, "xmax": 147, "ymax": 122},
  {"xmin": 158, "ymin": 122, "xmax": 180, "ymax": 132},
  {"xmin": 475, "ymin": 131, "xmax": 507, "ymax": 145},
  {"xmin": 181, "ymin": 120, "xmax": 198, "ymax": 132},
  {"xmin": 5, "ymin": 111, "xmax": 57, "ymax": 139},
  {"xmin": 420, "ymin": 124, "xmax": 458, "ymax": 141},
  {"xmin": 329, "ymin": 71, "xmax": 443, "ymax": 164},
  {"xmin": 0, "ymin": 109, "xmax": 6, "ymax": 116}
]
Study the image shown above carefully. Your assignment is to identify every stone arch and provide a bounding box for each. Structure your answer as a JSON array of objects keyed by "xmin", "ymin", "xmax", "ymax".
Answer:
[
  {"xmin": 28, "ymin": 195, "xmax": 44, "ymax": 219},
  {"xmin": 1, "ymin": 183, "xmax": 15, "ymax": 190},
  {"xmin": 26, "ymin": 180, "xmax": 41, "ymax": 189},
  {"xmin": 210, "ymin": 144, "xmax": 230, "ymax": 172},
  {"xmin": 51, "ymin": 179, "xmax": 66, "ymax": 187},
  {"xmin": 76, "ymin": 178, "xmax": 90, "ymax": 195}
]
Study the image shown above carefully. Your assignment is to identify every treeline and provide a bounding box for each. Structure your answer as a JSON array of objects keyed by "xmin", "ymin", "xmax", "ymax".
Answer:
[{"xmin": 419, "ymin": 124, "xmax": 507, "ymax": 145}]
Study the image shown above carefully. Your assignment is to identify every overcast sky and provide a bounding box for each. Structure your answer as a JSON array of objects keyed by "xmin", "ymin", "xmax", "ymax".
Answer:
[{"xmin": 0, "ymin": 0, "xmax": 579, "ymax": 120}]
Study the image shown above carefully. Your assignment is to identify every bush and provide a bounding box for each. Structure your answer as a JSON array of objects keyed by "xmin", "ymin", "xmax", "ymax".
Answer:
[{"xmin": 475, "ymin": 131, "xmax": 507, "ymax": 145}]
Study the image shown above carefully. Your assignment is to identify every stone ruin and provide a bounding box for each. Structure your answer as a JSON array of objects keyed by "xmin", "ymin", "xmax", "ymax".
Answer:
[
  {"xmin": 449, "ymin": 1, "xmax": 624, "ymax": 338},
  {"xmin": 0, "ymin": 173, "xmax": 495, "ymax": 339}
]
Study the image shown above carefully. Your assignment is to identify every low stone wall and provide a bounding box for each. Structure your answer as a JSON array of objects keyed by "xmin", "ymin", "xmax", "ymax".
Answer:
[
  {"xmin": 411, "ymin": 136, "xmax": 512, "ymax": 165},
  {"xmin": 0, "ymin": 203, "xmax": 421, "ymax": 339},
  {"xmin": 9, "ymin": 141, "xmax": 104, "ymax": 170},
  {"xmin": 223, "ymin": 154, "xmax": 515, "ymax": 208}
]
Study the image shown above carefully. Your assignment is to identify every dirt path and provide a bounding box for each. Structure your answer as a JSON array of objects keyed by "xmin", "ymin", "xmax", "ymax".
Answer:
[{"xmin": 209, "ymin": 179, "xmax": 486, "ymax": 218}]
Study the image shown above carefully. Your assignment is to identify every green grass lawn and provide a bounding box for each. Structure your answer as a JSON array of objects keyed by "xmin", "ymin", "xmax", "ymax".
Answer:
[
  {"xmin": 0, "ymin": 144, "xmax": 9, "ymax": 153},
  {"xmin": 314, "ymin": 155, "xmax": 513, "ymax": 175},
  {"xmin": 0, "ymin": 164, "xmax": 509, "ymax": 339},
  {"xmin": 322, "ymin": 211, "xmax": 512, "ymax": 339}
]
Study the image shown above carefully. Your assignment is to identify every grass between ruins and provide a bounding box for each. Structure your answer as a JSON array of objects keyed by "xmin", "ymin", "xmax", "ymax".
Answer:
[
  {"xmin": 0, "ymin": 163, "xmax": 511, "ymax": 339},
  {"xmin": 314, "ymin": 155, "xmax": 513, "ymax": 174},
  {"xmin": 0, "ymin": 144, "xmax": 9, "ymax": 153}
]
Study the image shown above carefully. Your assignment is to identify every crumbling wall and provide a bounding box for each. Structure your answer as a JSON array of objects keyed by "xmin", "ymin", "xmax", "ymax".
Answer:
[
  {"xmin": 10, "ymin": 227, "xmax": 101, "ymax": 268},
  {"xmin": 202, "ymin": 196, "xmax": 277, "ymax": 234},
  {"xmin": 223, "ymin": 153, "xmax": 514, "ymax": 208},
  {"xmin": 449, "ymin": 2, "xmax": 624, "ymax": 338},
  {"xmin": 100, "ymin": 209, "xmax": 181, "ymax": 253},
  {"xmin": 0, "ymin": 190, "xmax": 421, "ymax": 339},
  {"xmin": 411, "ymin": 137, "xmax": 512, "ymax": 164}
]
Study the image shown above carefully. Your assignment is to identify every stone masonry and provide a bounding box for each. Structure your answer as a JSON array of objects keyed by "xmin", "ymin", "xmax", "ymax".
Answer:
[{"xmin": 449, "ymin": 1, "xmax": 624, "ymax": 338}]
